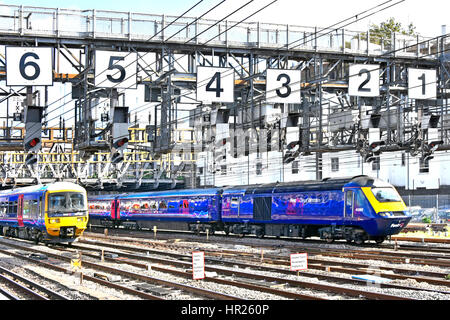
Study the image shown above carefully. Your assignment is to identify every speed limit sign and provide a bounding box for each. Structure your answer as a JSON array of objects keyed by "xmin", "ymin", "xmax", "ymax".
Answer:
[{"xmin": 6, "ymin": 47, "xmax": 53, "ymax": 86}]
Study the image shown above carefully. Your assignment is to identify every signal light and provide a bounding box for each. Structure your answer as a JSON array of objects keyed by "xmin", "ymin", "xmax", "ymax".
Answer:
[
  {"xmin": 428, "ymin": 140, "xmax": 443, "ymax": 152},
  {"xmin": 111, "ymin": 152, "xmax": 124, "ymax": 164},
  {"xmin": 25, "ymin": 137, "xmax": 41, "ymax": 151},
  {"xmin": 25, "ymin": 153, "xmax": 38, "ymax": 165},
  {"xmin": 368, "ymin": 141, "xmax": 385, "ymax": 154},
  {"xmin": 287, "ymin": 140, "xmax": 300, "ymax": 150},
  {"xmin": 114, "ymin": 138, "xmax": 129, "ymax": 149}
]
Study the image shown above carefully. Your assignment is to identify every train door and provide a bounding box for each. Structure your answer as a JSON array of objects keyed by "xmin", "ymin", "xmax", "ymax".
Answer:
[
  {"xmin": 344, "ymin": 190, "xmax": 354, "ymax": 220},
  {"xmin": 111, "ymin": 200, "xmax": 120, "ymax": 220},
  {"xmin": 17, "ymin": 194, "xmax": 24, "ymax": 227}
]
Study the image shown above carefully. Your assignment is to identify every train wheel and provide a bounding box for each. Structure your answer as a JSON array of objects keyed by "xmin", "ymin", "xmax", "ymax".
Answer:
[
  {"xmin": 374, "ymin": 237, "xmax": 385, "ymax": 244},
  {"xmin": 354, "ymin": 237, "xmax": 365, "ymax": 245}
]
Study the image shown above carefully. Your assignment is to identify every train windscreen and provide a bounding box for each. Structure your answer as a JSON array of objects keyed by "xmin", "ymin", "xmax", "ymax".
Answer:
[
  {"xmin": 371, "ymin": 187, "xmax": 402, "ymax": 203},
  {"xmin": 48, "ymin": 192, "xmax": 87, "ymax": 216}
]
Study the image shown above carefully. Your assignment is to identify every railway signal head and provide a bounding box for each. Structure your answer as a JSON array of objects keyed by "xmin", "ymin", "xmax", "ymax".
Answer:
[
  {"xmin": 111, "ymin": 151, "xmax": 124, "ymax": 164},
  {"xmin": 25, "ymin": 152, "xmax": 38, "ymax": 166},
  {"xmin": 428, "ymin": 140, "xmax": 443, "ymax": 152},
  {"xmin": 113, "ymin": 137, "xmax": 129, "ymax": 150},
  {"xmin": 368, "ymin": 140, "xmax": 385, "ymax": 154},
  {"xmin": 24, "ymin": 137, "xmax": 41, "ymax": 152}
]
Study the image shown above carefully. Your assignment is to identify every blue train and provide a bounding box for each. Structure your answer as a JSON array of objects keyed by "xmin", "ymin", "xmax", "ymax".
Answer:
[
  {"xmin": 88, "ymin": 176, "xmax": 411, "ymax": 244},
  {"xmin": 0, "ymin": 182, "xmax": 89, "ymax": 244}
]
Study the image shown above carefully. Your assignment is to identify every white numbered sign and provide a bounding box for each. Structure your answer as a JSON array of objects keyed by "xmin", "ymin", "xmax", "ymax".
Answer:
[
  {"xmin": 192, "ymin": 251, "xmax": 205, "ymax": 280},
  {"xmin": 94, "ymin": 50, "xmax": 137, "ymax": 89},
  {"xmin": 197, "ymin": 66, "xmax": 234, "ymax": 103},
  {"xmin": 266, "ymin": 69, "xmax": 301, "ymax": 103},
  {"xmin": 408, "ymin": 68, "xmax": 437, "ymax": 100},
  {"xmin": 348, "ymin": 64, "xmax": 380, "ymax": 97},
  {"xmin": 6, "ymin": 47, "xmax": 53, "ymax": 86}
]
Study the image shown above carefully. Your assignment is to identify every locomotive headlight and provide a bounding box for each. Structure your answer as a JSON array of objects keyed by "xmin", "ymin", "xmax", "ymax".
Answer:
[
  {"xmin": 77, "ymin": 217, "xmax": 85, "ymax": 222},
  {"xmin": 379, "ymin": 212, "xmax": 393, "ymax": 217},
  {"xmin": 49, "ymin": 218, "xmax": 60, "ymax": 224}
]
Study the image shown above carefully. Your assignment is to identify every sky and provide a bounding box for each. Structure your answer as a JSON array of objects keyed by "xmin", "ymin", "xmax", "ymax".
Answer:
[{"xmin": 1, "ymin": 0, "xmax": 448, "ymax": 37}]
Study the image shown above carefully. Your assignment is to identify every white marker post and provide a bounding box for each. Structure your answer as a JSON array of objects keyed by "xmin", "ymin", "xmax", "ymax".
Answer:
[
  {"xmin": 290, "ymin": 253, "xmax": 308, "ymax": 276},
  {"xmin": 192, "ymin": 251, "xmax": 205, "ymax": 280}
]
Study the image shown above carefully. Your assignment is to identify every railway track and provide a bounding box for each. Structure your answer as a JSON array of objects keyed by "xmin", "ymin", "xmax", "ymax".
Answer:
[
  {"xmin": 84, "ymin": 229, "xmax": 450, "ymax": 273},
  {"xmin": 0, "ymin": 240, "xmax": 244, "ymax": 300},
  {"xmin": 1, "ymin": 228, "xmax": 449, "ymax": 300},
  {"xmin": 0, "ymin": 265, "xmax": 68, "ymax": 300},
  {"xmin": 81, "ymin": 230, "xmax": 450, "ymax": 291}
]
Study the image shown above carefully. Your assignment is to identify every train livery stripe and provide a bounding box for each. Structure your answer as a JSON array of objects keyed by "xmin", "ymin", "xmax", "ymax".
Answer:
[{"xmin": 361, "ymin": 187, "xmax": 406, "ymax": 213}]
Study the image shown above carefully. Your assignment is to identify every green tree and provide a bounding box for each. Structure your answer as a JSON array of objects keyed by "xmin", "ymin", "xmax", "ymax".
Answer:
[{"xmin": 361, "ymin": 17, "xmax": 418, "ymax": 45}]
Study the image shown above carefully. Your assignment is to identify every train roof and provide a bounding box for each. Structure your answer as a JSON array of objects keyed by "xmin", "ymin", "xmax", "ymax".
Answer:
[
  {"xmin": 222, "ymin": 176, "xmax": 391, "ymax": 195},
  {"xmin": 113, "ymin": 188, "xmax": 221, "ymax": 199},
  {"xmin": 0, "ymin": 182, "xmax": 86, "ymax": 196}
]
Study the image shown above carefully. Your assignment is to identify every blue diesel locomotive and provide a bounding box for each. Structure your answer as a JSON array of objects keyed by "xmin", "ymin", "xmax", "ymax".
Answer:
[
  {"xmin": 88, "ymin": 176, "xmax": 411, "ymax": 244},
  {"xmin": 0, "ymin": 182, "xmax": 89, "ymax": 244}
]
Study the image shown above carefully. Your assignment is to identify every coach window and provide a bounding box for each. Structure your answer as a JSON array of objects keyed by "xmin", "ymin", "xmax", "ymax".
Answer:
[
  {"xmin": 159, "ymin": 200, "xmax": 167, "ymax": 210},
  {"xmin": 23, "ymin": 200, "xmax": 31, "ymax": 219},
  {"xmin": 9, "ymin": 201, "xmax": 17, "ymax": 216}
]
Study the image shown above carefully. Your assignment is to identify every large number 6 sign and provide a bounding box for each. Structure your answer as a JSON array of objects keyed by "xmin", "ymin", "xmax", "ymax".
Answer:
[
  {"xmin": 348, "ymin": 64, "xmax": 380, "ymax": 97},
  {"xmin": 197, "ymin": 67, "xmax": 234, "ymax": 103},
  {"xmin": 266, "ymin": 69, "xmax": 301, "ymax": 103},
  {"xmin": 408, "ymin": 68, "xmax": 437, "ymax": 100},
  {"xmin": 6, "ymin": 47, "xmax": 53, "ymax": 86},
  {"xmin": 94, "ymin": 50, "xmax": 137, "ymax": 89}
]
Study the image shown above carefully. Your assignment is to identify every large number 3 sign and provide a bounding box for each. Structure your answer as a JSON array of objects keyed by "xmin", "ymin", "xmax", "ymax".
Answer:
[
  {"xmin": 266, "ymin": 69, "xmax": 301, "ymax": 103},
  {"xmin": 6, "ymin": 47, "xmax": 53, "ymax": 86}
]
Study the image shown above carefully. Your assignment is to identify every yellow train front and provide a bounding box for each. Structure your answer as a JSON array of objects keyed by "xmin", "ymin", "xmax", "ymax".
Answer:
[{"xmin": 0, "ymin": 182, "xmax": 88, "ymax": 244}]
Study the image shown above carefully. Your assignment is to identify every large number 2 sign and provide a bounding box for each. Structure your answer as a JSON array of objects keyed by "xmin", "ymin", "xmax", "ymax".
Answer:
[
  {"xmin": 197, "ymin": 67, "xmax": 234, "ymax": 103},
  {"xmin": 6, "ymin": 47, "xmax": 53, "ymax": 86},
  {"xmin": 266, "ymin": 69, "xmax": 301, "ymax": 103},
  {"xmin": 94, "ymin": 50, "xmax": 138, "ymax": 89},
  {"xmin": 348, "ymin": 64, "xmax": 380, "ymax": 97}
]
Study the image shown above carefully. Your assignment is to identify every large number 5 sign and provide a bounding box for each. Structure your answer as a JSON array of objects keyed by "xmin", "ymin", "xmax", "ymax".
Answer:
[
  {"xmin": 197, "ymin": 67, "xmax": 234, "ymax": 103},
  {"xmin": 266, "ymin": 69, "xmax": 301, "ymax": 103},
  {"xmin": 94, "ymin": 50, "xmax": 137, "ymax": 89},
  {"xmin": 6, "ymin": 47, "xmax": 53, "ymax": 86}
]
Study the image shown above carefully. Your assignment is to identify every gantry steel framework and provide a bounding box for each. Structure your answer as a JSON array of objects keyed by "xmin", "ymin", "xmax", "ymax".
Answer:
[{"xmin": 0, "ymin": 4, "xmax": 448, "ymax": 190}]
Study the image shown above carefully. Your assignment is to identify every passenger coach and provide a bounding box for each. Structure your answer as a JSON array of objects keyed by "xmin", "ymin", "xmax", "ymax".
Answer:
[{"xmin": 88, "ymin": 176, "xmax": 411, "ymax": 244}]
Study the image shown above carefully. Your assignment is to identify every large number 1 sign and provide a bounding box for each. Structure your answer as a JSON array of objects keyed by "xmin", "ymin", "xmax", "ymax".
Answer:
[
  {"xmin": 408, "ymin": 68, "xmax": 437, "ymax": 100},
  {"xmin": 6, "ymin": 47, "xmax": 53, "ymax": 86}
]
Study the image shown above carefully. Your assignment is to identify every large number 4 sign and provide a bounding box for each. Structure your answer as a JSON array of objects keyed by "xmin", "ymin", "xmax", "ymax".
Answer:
[
  {"xmin": 348, "ymin": 64, "xmax": 380, "ymax": 97},
  {"xmin": 196, "ymin": 67, "xmax": 234, "ymax": 103},
  {"xmin": 6, "ymin": 47, "xmax": 53, "ymax": 86}
]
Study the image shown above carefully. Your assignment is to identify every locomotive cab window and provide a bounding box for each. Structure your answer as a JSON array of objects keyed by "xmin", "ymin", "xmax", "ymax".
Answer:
[
  {"xmin": 48, "ymin": 192, "xmax": 87, "ymax": 216},
  {"xmin": 371, "ymin": 187, "xmax": 402, "ymax": 203}
]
